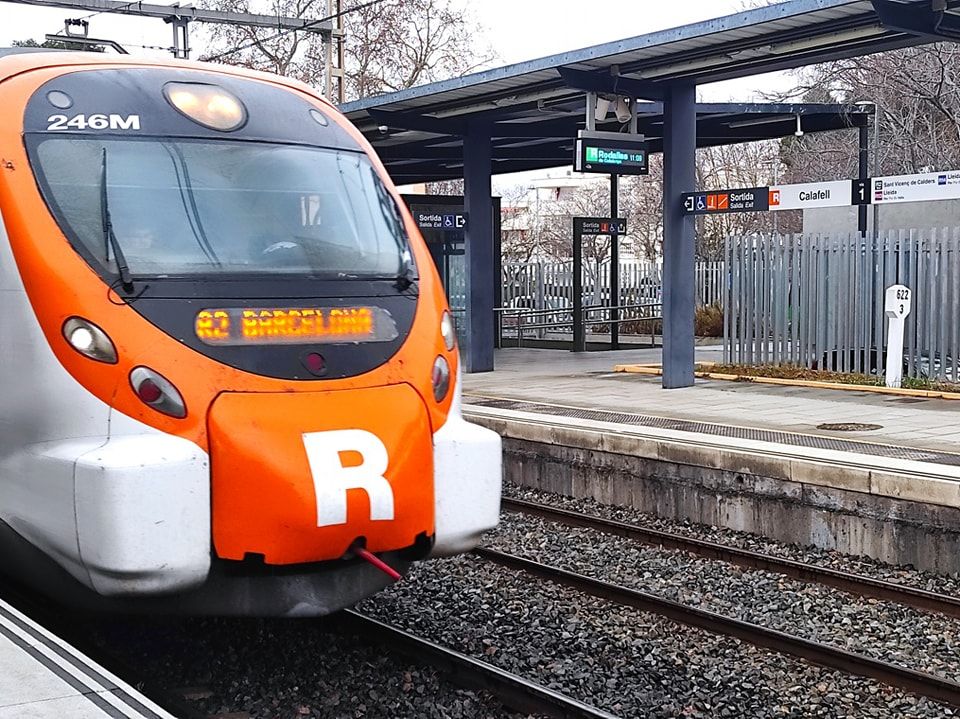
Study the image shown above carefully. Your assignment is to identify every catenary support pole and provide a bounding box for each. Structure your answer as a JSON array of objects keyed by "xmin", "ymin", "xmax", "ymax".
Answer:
[
  {"xmin": 661, "ymin": 83, "xmax": 697, "ymax": 388},
  {"xmin": 168, "ymin": 17, "xmax": 190, "ymax": 58},
  {"xmin": 463, "ymin": 120, "xmax": 495, "ymax": 373},
  {"xmin": 610, "ymin": 173, "xmax": 620, "ymax": 350}
]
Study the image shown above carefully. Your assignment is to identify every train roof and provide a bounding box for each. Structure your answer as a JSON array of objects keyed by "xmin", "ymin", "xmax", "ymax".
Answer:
[{"xmin": 0, "ymin": 50, "xmax": 328, "ymax": 109}]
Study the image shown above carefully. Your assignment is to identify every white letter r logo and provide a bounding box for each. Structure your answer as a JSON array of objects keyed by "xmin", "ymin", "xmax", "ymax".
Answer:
[{"xmin": 302, "ymin": 429, "xmax": 395, "ymax": 527}]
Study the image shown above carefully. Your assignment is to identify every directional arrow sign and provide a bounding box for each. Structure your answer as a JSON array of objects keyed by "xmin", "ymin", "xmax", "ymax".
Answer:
[
  {"xmin": 573, "ymin": 217, "xmax": 627, "ymax": 235},
  {"xmin": 682, "ymin": 187, "xmax": 768, "ymax": 215}
]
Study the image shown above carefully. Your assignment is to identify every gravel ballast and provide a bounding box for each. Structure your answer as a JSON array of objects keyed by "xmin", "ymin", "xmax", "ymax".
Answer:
[
  {"xmin": 360, "ymin": 554, "xmax": 954, "ymax": 718},
  {"xmin": 84, "ymin": 614, "xmax": 519, "ymax": 719},
  {"xmin": 67, "ymin": 481, "xmax": 960, "ymax": 718},
  {"xmin": 489, "ymin": 502, "xmax": 960, "ymax": 683},
  {"xmin": 503, "ymin": 484, "xmax": 960, "ymax": 597}
]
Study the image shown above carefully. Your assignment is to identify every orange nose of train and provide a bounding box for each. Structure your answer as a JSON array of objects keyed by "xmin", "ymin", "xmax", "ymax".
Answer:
[{"xmin": 209, "ymin": 385, "xmax": 434, "ymax": 564}]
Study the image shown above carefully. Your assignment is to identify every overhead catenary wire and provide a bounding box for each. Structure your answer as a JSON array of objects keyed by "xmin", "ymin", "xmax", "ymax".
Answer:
[
  {"xmin": 201, "ymin": 0, "xmax": 383, "ymax": 62},
  {"xmin": 47, "ymin": 0, "xmax": 140, "ymax": 37}
]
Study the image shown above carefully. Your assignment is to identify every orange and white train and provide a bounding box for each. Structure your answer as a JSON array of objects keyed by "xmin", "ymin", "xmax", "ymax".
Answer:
[{"xmin": 0, "ymin": 48, "xmax": 501, "ymax": 615}]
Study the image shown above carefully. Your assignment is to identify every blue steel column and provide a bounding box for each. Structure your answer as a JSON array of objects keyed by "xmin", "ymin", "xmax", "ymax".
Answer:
[
  {"xmin": 463, "ymin": 120, "xmax": 495, "ymax": 373},
  {"xmin": 661, "ymin": 83, "xmax": 697, "ymax": 388},
  {"xmin": 610, "ymin": 174, "xmax": 620, "ymax": 350}
]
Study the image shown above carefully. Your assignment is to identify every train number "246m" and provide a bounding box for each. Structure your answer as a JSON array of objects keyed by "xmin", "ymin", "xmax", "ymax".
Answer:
[{"xmin": 46, "ymin": 114, "xmax": 141, "ymax": 131}]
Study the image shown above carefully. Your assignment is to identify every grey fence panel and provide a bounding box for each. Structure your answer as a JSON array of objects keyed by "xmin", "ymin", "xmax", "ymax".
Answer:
[
  {"xmin": 725, "ymin": 229, "xmax": 960, "ymax": 381},
  {"xmin": 500, "ymin": 258, "xmax": 718, "ymax": 339},
  {"xmin": 907, "ymin": 230, "xmax": 918, "ymax": 377},
  {"xmin": 761, "ymin": 236, "xmax": 769, "ymax": 364},
  {"xmin": 953, "ymin": 231, "xmax": 960, "ymax": 383}
]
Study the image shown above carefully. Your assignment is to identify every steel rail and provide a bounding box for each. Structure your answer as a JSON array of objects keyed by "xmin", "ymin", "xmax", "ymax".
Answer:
[
  {"xmin": 503, "ymin": 496, "xmax": 960, "ymax": 619},
  {"xmin": 473, "ymin": 547, "xmax": 960, "ymax": 709},
  {"xmin": 342, "ymin": 610, "xmax": 621, "ymax": 719}
]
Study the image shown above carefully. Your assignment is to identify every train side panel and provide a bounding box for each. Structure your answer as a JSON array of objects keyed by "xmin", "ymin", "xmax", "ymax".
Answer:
[{"xmin": 0, "ymin": 208, "xmax": 211, "ymax": 596}]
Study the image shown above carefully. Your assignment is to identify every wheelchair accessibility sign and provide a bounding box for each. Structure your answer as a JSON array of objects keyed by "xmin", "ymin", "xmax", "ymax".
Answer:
[{"xmin": 414, "ymin": 212, "xmax": 469, "ymax": 231}]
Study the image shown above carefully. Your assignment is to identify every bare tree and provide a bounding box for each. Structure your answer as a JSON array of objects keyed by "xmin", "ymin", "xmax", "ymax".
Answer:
[
  {"xmin": 198, "ymin": 0, "xmax": 491, "ymax": 100},
  {"xmin": 618, "ymin": 143, "xmax": 783, "ymax": 262},
  {"xmin": 772, "ymin": 44, "xmax": 960, "ymax": 182},
  {"xmin": 499, "ymin": 185, "xmax": 540, "ymax": 263},
  {"xmin": 618, "ymin": 156, "xmax": 664, "ymax": 261},
  {"xmin": 343, "ymin": 0, "xmax": 491, "ymax": 100},
  {"xmin": 199, "ymin": 0, "xmax": 327, "ymax": 80},
  {"xmin": 695, "ymin": 140, "xmax": 785, "ymax": 258},
  {"xmin": 424, "ymin": 179, "xmax": 465, "ymax": 196}
]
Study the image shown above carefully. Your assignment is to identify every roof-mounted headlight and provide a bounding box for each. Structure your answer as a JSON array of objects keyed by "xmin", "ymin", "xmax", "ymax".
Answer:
[{"xmin": 163, "ymin": 82, "xmax": 247, "ymax": 132}]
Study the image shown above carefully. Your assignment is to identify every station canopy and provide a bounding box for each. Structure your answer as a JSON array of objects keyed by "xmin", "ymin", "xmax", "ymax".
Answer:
[{"xmin": 342, "ymin": 0, "xmax": 948, "ymax": 183}]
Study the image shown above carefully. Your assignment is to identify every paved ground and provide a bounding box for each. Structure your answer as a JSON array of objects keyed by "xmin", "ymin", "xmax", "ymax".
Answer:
[
  {"xmin": 0, "ymin": 597, "xmax": 174, "ymax": 719},
  {"xmin": 462, "ymin": 347, "xmax": 960, "ymax": 453}
]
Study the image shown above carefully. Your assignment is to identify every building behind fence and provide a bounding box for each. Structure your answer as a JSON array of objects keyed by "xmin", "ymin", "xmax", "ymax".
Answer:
[{"xmin": 724, "ymin": 229, "xmax": 960, "ymax": 382}]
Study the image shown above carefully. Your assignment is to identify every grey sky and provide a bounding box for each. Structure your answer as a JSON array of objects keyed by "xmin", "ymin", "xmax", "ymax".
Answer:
[{"xmin": 1, "ymin": 0, "xmax": 790, "ymax": 101}]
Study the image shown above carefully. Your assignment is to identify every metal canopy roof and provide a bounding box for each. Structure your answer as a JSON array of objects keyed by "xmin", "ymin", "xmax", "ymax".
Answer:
[
  {"xmin": 345, "ymin": 0, "xmax": 936, "ymax": 118},
  {"xmin": 341, "ymin": 0, "xmax": 950, "ymax": 183},
  {"xmin": 361, "ymin": 102, "xmax": 873, "ymax": 183}
]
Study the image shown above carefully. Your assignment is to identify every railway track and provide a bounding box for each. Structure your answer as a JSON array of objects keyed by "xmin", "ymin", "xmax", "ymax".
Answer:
[
  {"xmin": 472, "ymin": 547, "xmax": 960, "ymax": 709},
  {"xmin": 503, "ymin": 496, "xmax": 960, "ymax": 619},
  {"xmin": 342, "ymin": 609, "xmax": 619, "ymax": 719}
]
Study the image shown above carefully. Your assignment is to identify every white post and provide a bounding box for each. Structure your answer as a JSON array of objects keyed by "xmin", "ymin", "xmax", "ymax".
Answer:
[{"xmin": 884, "ymin": 284, "xmax": 912, "ymax": 388}]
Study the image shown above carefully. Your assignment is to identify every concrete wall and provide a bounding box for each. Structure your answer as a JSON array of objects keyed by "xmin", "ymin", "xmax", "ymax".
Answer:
[
  {"xmin": 803, "ymin": 200, "xmax": 960, "ymax": 234},
  {"xmin": 501, "ymin": 436, "xmax": 960, "ymax": 574},
  {"xmin": 468, "ymin": 409, "xmax": 960, "ymax": 574}
]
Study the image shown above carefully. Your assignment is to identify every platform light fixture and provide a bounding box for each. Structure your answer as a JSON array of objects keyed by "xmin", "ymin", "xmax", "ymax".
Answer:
[
  {"xmin": 727, "ymin": 114, "xmax": 794, "ymax": 129},
  {"xmin": 594, "ymin": 96, "xmax": 612, "ymax": 121}
]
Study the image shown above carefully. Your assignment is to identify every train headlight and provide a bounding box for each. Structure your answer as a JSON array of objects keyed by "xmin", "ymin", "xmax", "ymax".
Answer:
[
  {"xmin": 432, "ymin": 355, "xmax": 451, "ymax": 403},
  {"xmin": 130, "ymin": 367, "xmax": 187, "ymax": 419},
  {"xmin": 163, "ymin": 82, "xmax": 247, "ymax": 132},
  {"xmin": 440, "ymin": 311, "xmax": 456, "ymax": 351},
  {"xmin": 62, "ymin": 317, "xmax": 117, "ymax": 363}
]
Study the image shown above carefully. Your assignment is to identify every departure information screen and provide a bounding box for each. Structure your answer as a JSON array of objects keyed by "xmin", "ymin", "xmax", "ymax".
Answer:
[
  {"xmin": 195, "ymin": 307, "xmax": 399, "ymax": 345},
  {"xmin": 575, "ymin": 137, "xmax": 649, "ymax": 175}
]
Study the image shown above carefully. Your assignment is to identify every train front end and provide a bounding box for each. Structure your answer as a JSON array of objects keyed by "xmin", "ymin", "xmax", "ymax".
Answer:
[{"xmin": 0, "ymin": 53, "xmax": 501, "ymax": 615}]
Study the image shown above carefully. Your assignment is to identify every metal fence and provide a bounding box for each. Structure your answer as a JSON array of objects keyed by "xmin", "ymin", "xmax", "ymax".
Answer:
[
  {"xmin": 696, "ymin": 261, "xmax": 724, "ymax": 307},
  {"xmin": 724, "ymin": 229, "xmax": 960, "ymax": 381},
  {"xmin": 501, "ymin": 259, "xmax": 722, "ymax": 319}
]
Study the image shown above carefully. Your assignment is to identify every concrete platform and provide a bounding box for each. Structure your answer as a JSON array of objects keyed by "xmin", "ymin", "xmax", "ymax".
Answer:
[
  {"xmin": 0, "ymin": 597, "xmax": 174, "ymax": 718},
  {"xmin": 465, "ymin": 348, "xmax": 960, "ymax": 453},
  {"xmin": 464, "ymin": 349, "xmax": 960, "ymax": 573}
]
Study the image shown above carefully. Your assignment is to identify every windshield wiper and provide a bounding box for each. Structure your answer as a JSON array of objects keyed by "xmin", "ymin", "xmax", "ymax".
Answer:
[
  {"xmin": 100, "ymin": 148, "xmax": 135, "ymax": 293},
  {"xmin": 395, "ymin": 251, "xmax": 416, "ymax": 291},
  {"xmin": 367, "ymin": 168, "xmax": 416, "ymax": 291}
]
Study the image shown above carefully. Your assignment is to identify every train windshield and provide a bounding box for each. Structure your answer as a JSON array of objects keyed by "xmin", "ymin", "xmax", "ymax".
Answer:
[{"xmin": 31, "ymin": 137, "xmax": 410, "ymax": 280}]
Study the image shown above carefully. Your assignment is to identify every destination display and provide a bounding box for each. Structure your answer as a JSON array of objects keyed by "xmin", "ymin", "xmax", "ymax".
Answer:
[
  {"xmin": 194, "ymin": 307, "xmax": 399, "ymax": 345},
  {"xmin": 683, "ymin": 169, "xmax": 960, "ymax": 215},
  {"xmin": 573, "ymin": 217, "xmax": 627, "ymax": 235},
  {"xmin": 767, "ymin": 180, "xmax": 857, "ymax": 211},
  {"xmin": 872, "ymin": 170, "xmax": 960, "ymax": 204},
  {"xmin": 575, "ymin": 136, "xmax": 649, "ymax": 176}
]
